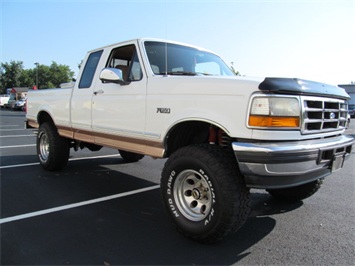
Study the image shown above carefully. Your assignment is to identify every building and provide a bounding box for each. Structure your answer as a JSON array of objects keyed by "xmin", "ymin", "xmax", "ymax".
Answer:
[
  {"xmin": 338, "ymin": 84, "xmax": 355, "ymax": 105},
  {"xmin": 9, "ymin": 87, "xmax": 30, "ymax": 100}
]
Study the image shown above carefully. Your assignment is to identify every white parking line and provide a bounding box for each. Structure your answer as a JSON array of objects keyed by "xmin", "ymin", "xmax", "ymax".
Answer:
[
  {"xmin": 0, "ymin": 154, "xmax": 120, "ymax": 169},
  {"xmin": 0, "ymin": 125, "xmax": 19, "ymax": 127},
  {"xmin": 0, "ymin": 129, "xmax": 30, "ymax": 131},
  {"xmin": 0, "ymin": 135, "xmax": 35, "ymax": 138},
  {"xmin": 0, "ymin": 185, "xmax": 160, "ymax": 224},
  {"xmin": 0, "ymin": 162, "xmax": 39, "ymax": 169},
  {"xmin": 0, "ymin": 144, "xmax": 36, "ymax": 149}
]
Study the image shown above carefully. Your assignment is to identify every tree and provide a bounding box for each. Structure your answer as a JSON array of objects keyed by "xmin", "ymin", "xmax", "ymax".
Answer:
[
  {"xmin": 48, "ymin": 62, "xmax": 74, "ymax": 88},
  {"xmin": 0, "ymin": 61, "xmax": 26, "ymax": 91},
  {"xmin": 33, "ymin": 62, "xmax": 74, "ymax": 89},
  {"xmin": 0, "ymin": 61, "xmax": 74, "ymax": 92},
  {"xmin": 19, "ymin": 68, "xmax": 35, "ymax": 88}
]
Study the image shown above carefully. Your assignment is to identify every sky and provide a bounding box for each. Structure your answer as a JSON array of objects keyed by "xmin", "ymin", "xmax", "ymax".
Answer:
[{"xmin": 1, "ymin": 0, "xmax": 355, "ymax": 86}]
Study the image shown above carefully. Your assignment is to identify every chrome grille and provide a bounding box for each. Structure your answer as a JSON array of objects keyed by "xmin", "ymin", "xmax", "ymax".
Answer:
[{"xmin": 301, "ymin": 96, "xmax": 348, "ymax": 134}]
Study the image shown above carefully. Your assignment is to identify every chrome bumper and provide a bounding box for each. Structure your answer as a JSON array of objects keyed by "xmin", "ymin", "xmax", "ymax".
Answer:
[{"xmin": 233, "ymin": 135, "xmax": 355, "ymax": 189}]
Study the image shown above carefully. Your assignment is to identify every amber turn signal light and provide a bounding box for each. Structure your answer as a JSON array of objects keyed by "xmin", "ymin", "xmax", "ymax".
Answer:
[{"xmin": 249, "ymin": 115, "xmax": 300, "ymax": 128}]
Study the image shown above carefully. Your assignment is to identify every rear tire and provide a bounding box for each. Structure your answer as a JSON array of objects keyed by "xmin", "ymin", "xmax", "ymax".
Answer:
[
  {"xmin": 37, "ymin": 122, "xmax": 70, "ymax": 171},
  {"xmin": 267, "ymin": 179, "xmax": 323, "ymax": 201},
  {"xmin": 118, "ymin": 150, "xmax": 144, "ymax": 162},
  {"xmin": 161, "ymin": 144, "xmax": 250, "ymax": 243}
]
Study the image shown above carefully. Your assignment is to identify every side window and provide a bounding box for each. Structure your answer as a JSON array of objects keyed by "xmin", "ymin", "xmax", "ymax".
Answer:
[
  {"xmin": 79, "ymin": 50, "xmax": 103, "ymax": 88},
  {"xmin": 106, "ymin": 45, "xmax": 142, "ymax": 82}
]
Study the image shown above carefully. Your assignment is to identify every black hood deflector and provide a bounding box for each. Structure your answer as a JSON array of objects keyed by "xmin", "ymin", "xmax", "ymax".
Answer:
[{"xmin": 258, "ymin": 78, "xmax": 350, "ymax": 100}]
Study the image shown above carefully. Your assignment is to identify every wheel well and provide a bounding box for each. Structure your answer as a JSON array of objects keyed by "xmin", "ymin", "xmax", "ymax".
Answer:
[
  {"xmin": 37, "ymin": 111, "xmax": 55, "ymax": 126},
  {"xmin": 165, "ymin": 121, "xmax": 232, "ymax": 157}
]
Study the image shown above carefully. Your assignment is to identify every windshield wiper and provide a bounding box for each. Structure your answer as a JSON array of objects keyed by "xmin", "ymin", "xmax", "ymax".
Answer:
[{"xmin": 159, "ymin": 71, "xmax": 198, "ymax": 76}]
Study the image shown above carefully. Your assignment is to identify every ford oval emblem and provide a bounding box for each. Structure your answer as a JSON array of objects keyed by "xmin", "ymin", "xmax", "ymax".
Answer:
[{"xmin": 330, "ymin": 112, "xmax": 336, "ymax": 119}]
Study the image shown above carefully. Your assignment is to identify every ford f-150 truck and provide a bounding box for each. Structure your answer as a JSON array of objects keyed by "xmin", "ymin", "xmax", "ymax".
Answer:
[{"xmin": 26, "ymin": 38, "xmax": 355, "ymax": 243}]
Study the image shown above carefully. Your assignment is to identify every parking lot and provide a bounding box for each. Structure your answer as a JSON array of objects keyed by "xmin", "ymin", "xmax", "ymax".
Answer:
[{"xmin": 1, "ymin": 108, "xmax": 354, "ymax": 265}]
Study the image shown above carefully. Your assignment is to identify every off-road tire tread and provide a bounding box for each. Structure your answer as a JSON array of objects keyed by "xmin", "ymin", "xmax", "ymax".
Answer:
[{"xmin": 161, "ymin": 144, "xmax": 250, "ymax": 243}]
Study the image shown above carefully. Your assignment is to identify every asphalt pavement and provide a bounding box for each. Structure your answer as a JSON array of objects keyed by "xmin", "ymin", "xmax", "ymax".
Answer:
[{"xmin": 1, "ymin": 109, "xmax": 354, "ymax": 265}]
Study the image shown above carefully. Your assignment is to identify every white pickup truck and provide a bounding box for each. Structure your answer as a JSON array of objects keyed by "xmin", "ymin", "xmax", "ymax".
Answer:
[{"xmin": 26, "ymin": 38, "xmax": 355, "ymax": 243}]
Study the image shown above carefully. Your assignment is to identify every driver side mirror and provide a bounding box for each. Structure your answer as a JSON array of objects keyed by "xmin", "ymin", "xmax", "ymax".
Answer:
[{"xmin": 99, "ymin": 68, "xmax": 130, "ymax": 85}]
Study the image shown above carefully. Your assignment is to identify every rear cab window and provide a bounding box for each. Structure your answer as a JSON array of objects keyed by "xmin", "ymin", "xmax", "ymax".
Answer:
[{"xmin": 79, "ymin": 50, "xmax": 103, "ymax": 88}]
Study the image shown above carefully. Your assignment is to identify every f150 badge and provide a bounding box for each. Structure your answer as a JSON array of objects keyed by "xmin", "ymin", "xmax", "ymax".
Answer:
[{"xmin": 157, "ymin": 108, "xmax": 171, "ymax": 114}]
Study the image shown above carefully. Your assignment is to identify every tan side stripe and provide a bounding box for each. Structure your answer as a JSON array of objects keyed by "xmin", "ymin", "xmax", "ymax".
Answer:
[{"xmin": 57, "ymin": 125, "xmax": 165, "ymax": 158}]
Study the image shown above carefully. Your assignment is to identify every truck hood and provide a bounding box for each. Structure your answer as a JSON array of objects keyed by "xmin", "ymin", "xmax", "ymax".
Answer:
[
  {"xmin": 150, "ymin": 75, "xmax": 349, "ymax": 101},
  {"xmin": 258, "ymin": 77, "xmax": 350, "ymax": 100},
  {"xmin": 150, "ymin": 75, "xmax": 264, "ymax": 95}
]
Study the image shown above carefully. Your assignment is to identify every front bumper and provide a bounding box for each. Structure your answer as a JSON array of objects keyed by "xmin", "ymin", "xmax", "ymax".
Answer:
[{"xmin": 233, "ymin": 135, "xmax": 354, "ymax": 189}]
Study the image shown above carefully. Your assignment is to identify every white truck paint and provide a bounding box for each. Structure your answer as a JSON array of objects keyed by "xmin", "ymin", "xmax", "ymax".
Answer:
[{"xmin": 0, "ymin": 95, "xmax": 10, "ymax": 108}]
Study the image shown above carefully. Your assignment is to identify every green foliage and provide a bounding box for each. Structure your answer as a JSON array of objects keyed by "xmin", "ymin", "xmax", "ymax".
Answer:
[
  {"xmin": 0, "ymin": 61, "xmax": 74, "ymax": 92},
  {"xmin": 0, "ymin": 61, "xmax": 26, "ymax": 91}
]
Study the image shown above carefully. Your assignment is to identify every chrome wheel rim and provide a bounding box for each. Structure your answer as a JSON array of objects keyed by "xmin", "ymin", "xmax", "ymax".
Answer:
[
  {"xmin": 173, "ymin": 169, "xmax": 213, "ymax": 221},
  {"xmin": 39, "ymin": 133, "xmax": 49, "ymax": 162}
]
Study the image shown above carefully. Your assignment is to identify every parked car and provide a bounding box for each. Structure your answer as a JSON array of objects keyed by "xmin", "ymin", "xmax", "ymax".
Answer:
[
  {"xmin": 0, "ymin": 94, "xmax": 10, "ymax": 108},
  {"xmin": 348, "ymin": 104, "xmax": 355, "ymax": 118},
  {"xmin": 12, "ymin": 98, "xmax": 26, "ymax": 111},
  {"xmin": 7, "ymin": 94, "xmax": 16, "ymax": 109}
]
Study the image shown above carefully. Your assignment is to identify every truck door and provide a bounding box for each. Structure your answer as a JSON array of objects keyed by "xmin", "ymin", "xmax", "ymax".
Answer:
[
  {"xmin": 91, "ymin": 43, "xmax": 147, "ymax": 154},
  {"xmin": 71, "ymin": 49, "xmax": 103, "ymax": 143}
]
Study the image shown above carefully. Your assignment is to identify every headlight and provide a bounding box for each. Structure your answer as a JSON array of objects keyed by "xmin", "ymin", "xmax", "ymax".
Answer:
[{"xmin": 249, "ymin": 97, "xmax": 300, "ymax": 128}]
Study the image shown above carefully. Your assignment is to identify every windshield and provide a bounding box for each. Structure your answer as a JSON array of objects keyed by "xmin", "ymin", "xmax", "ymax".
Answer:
[{"xmin": 144, "ymin": 41, "xmax": 235, "ymax": 76}]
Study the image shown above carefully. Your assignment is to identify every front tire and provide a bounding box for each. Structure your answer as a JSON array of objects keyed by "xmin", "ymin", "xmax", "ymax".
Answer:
[
  {"xmin": 161, "ymin": 144, "xmax": 250, "ymax": 243},
  {"xmin": 267, "ymin": 179, "xmax": 323, "ymax": 201},
  {"xmin": 37, "ymin": 122, "xmax": 70, "ymax": 171}
]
